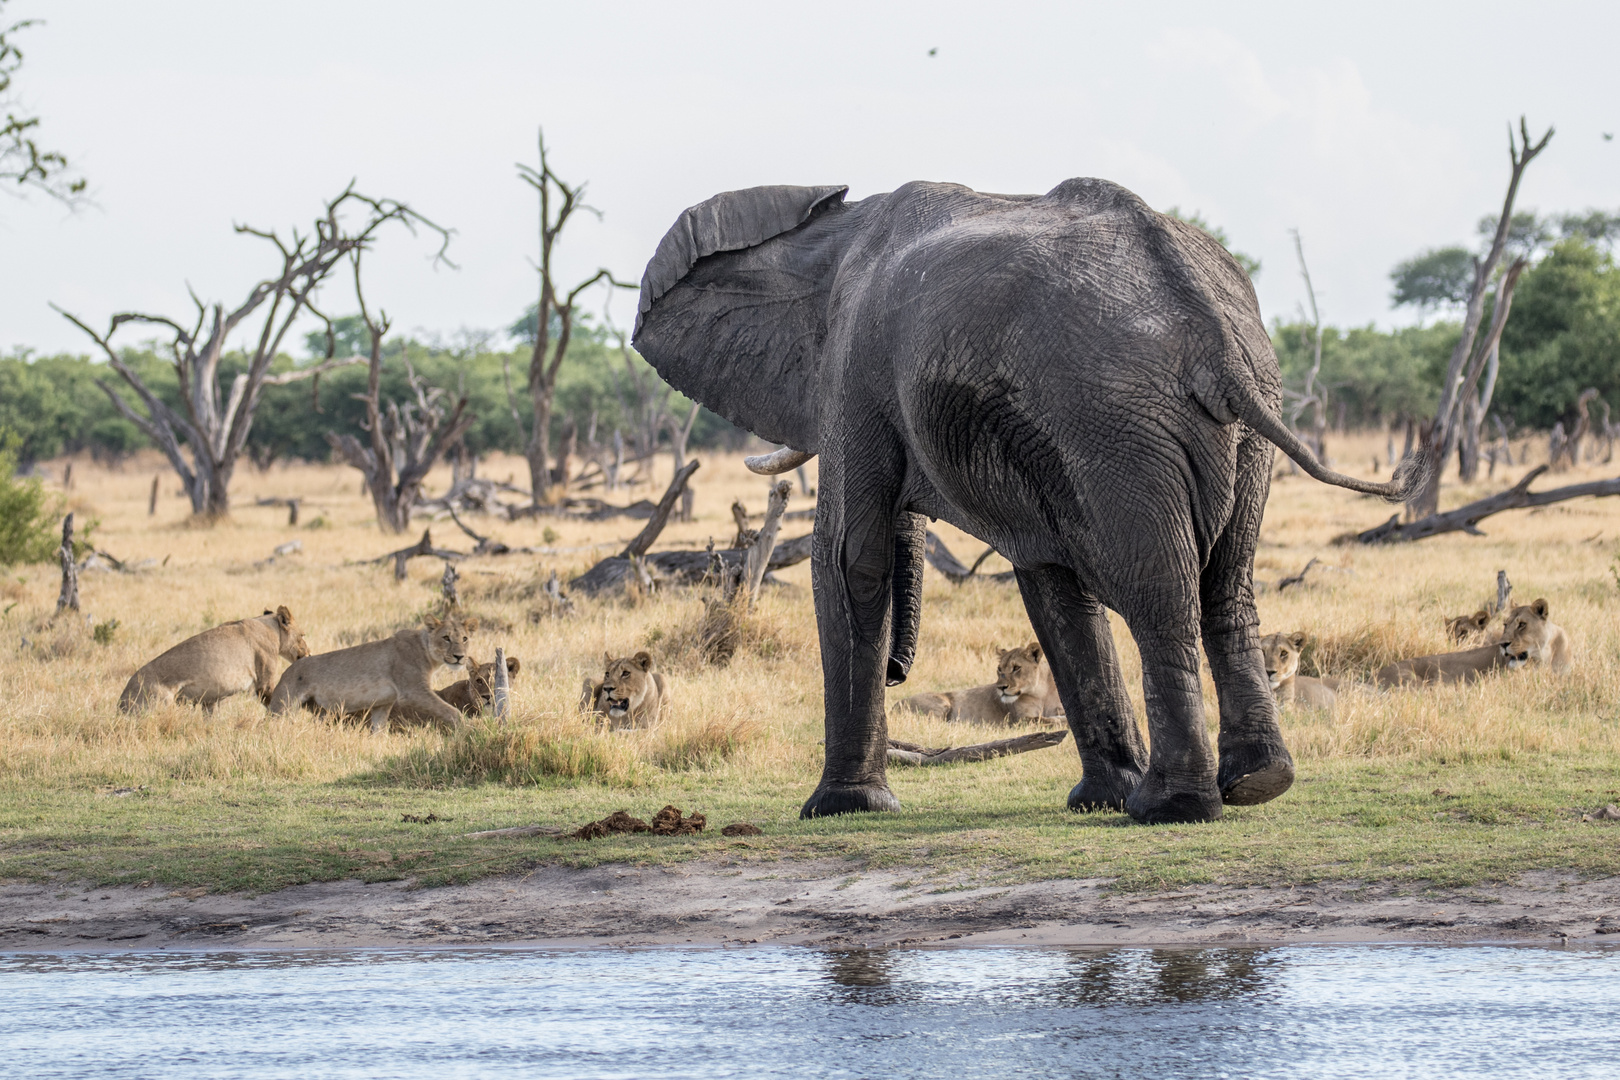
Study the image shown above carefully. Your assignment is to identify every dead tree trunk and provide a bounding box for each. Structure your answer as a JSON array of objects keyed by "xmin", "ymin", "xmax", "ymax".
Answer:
[
  {"xmin": 147, "ymin": 474, "xmax": 159, "ymax": 516},
  {"xmin": 57, "ymin": 187, "xmax": 446, "ymax": 517},
  {"xmin": 492, "ymin": 646, "xmax": 511, "ymax": 721},
  {"xmin": 738, "ymin": 481, "xmax": 791, "ymax": 605},
  {"xmin": 1410, "ymin": 118, "xmax": 1553, "ymax": 518},
  {"xmin": 668, "ymin": 401, "xmax": 701, "ymax": 522},
  {"xmin": 1357, "ymin": 464, "xmax": 1620, "ymax": 542},
  {"xmin": 886, "ymin": 730, "xmax": 1068, "ymax": 766},
  {"xmin": 325, "ymin": 262, "xmax": 474, "ymax": 533},
  {"xmin": 54, "ymin": 514, "xmax": 78, "ymax": 618}
]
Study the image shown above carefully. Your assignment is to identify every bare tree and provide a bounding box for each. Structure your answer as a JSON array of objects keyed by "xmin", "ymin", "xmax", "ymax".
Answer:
[
  {"xmin": 1286, "ymin": 229, "xmax": 1329, "ymax": 463},
  {"xmin": 513, "ymin": 130, "xmax": 632, "ymax": 506},
  {"xmin": 325, "ymin": 251, "xmax": 475, "ymax": 533},
  {"xmin": 1410, "ymin": 117, "xmax": 1553, "ymax": 517},
  {"xmin": 57, "ymin": 185, "xmax": 450, "ymax": 517},
  {"xmin": 1457, "ymin": 263, "xmax": 1527, "ymax": 480}
]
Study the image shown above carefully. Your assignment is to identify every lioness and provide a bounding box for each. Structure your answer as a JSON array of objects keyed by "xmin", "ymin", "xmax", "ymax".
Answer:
[
  {"xmin": 1258, "ymin": 632, "xmax": 1338, "ymax": 711},
  {"xmin": 267, "ymin": 613, "xmax": 476, "ymax": 732},
  {"xmin": 119, "ymin": 606, "xmax": 308, "ymax": 712},
  {"xmin": 438, "ymin": 654, "xmax": 522, "ymax": 716},
  {"xmin": 1444, "ymin": 609, "xmax": 1492, "ymax": 643},
  {"xmin": 1374, "ymin": 641, "xmax": 1508, "ymax": 687},
  {"xmin": 895, "ymin": 642, "xmax": 1064, "ymax": 724},
  {"xmin": 580, "ymin": 651, "xmax": 670, "ymax": 730},
  {"xmin": 1501, "ymin": 599, "xmax": 1570, "ymax": 673}
]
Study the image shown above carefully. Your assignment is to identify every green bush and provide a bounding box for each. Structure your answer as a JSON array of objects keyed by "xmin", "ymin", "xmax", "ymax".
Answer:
[{"xmin": 0, "ymin": 429, "xmax": 63, "ymax": 565}]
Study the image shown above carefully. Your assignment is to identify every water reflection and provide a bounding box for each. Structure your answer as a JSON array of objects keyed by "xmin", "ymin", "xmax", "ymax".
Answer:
[
  {"xmin": 816, "ymin": 946, "xmax": 1281, "ymax": 1009},
  {"xmin": 1, "ymin": 945, "xmax": 1616, "ymax": 1079}
]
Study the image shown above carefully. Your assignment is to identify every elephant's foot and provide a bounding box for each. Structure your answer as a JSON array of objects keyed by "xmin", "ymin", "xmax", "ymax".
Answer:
[
  {"xmin": 1217, "ymin": 743, "xmax": 1296, "ymax": 806},
  {"xmin": 800, "ymin": 781, "xmax": 901, "ymax": 818},
  {"xmin": 1066, "ymin": 761, "xmax": 1144, "ymax": 813},
  {"xmin": 1124, "ymin": 771, "xmax": 1223, "ymax": 825}
]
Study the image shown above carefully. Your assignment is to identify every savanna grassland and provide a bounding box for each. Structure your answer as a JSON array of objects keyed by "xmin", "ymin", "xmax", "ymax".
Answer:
[{"xmin": 2, "ymin": 436, "xmax": 1619, "ymax": 896}]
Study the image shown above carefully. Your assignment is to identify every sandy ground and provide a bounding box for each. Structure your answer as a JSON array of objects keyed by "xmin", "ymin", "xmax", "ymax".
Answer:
[{"xmin": 3, "ymin": 864, "xmax": 1618, "ymax": 950}]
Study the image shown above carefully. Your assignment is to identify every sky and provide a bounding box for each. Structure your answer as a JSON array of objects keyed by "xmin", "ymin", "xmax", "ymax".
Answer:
[{"xmin": 3, "ymin": 0, "xmax": 1617, "ymax": 357}]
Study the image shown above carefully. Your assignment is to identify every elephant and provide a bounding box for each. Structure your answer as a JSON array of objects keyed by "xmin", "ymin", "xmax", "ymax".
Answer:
[{"xmin": 632, "ymin": 178, "xmax": 1418, "ymax": 824}]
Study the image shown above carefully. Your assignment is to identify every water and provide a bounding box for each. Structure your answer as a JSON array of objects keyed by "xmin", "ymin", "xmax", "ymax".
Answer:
[{"xmin": 2, "ymin": 945, "xmax": 1617, "ymax": 1078}]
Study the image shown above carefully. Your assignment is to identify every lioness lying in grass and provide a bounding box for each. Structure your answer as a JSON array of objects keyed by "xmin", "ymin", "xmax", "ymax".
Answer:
[
  {"xmin": 119, "ymin": 606, "xmax": 308, "ymax": 712},
  {"xmin": 267, "ymin": 612, "xmax": 476, "ymax": 732},
  {"xmin": 1501, "ymin": 599, "xmax": 1570, "ymax": 672},
  {"xmin": 895, "ymin": 642, "xmax": 1064, "ymax": 724},
  {"xmin": 581, "ymin": 652, "xmax": 670, "ymax": 730},
  {"xmin": 1258, "ymin": 632, "xmax": 1338, "ymax": 711}
]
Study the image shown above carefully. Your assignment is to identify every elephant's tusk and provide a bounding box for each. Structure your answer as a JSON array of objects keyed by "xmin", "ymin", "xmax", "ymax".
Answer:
[{"xmin": 744, "ymin": 447, "xmax": 815, "ymax": 475}]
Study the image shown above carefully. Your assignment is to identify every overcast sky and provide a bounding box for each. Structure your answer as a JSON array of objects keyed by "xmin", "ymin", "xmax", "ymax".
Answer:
[{"xmin": 4, "ymin": 0, "xmax": 1616, "ymax": 356}]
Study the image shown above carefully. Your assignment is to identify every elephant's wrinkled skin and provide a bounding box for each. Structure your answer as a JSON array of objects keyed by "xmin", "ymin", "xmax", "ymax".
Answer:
[{"xmin": 633, "ymin": 179, "xmax": 1414, "ymax": 824}]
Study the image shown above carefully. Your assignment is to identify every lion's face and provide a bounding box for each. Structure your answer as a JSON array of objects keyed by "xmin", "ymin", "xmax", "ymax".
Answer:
[
  {"xmin": 1501, "ymin": 599, "xmax": 1555, "ymax": 669},
  {"xmin": 423, "ymin": 613, "xmax": 476, "ymax": 669},
  {"xmin": 995, "ymin": 643, "xmax": 1044, "ymax": 705},
  {"xmin": 599, "ymin": 651, "xmax": 654, "ymax": 720},
  {"xmin": 270, "ymin": 606, "xmax": 310, "ymax": 661},
  {"xmin": 1445, "ymin": 609, "xmax": 1491, "ymax": 643},
  {"xmin": 467, "ymin": 655, "xmax": 521, "ymax": 706},
  {"xmin": 1259, "ymin": 632, "xmax": 1305, "ymax": 690}
]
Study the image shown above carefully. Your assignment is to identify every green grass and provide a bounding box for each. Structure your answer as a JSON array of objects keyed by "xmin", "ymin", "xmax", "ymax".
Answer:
[{"xmin": 3, "ymin": 754, "xmax": 1618, "ymax": 895}]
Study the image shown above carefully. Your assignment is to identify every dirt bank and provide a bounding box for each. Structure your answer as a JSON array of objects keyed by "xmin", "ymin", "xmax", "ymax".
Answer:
[{"xmin": 3, "ymin": 863, "xmax": 1618, "ymax": 949}]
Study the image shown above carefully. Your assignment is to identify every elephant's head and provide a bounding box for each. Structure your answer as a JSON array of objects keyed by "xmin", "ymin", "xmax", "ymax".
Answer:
[{"xmin": 633, "ymin": 184, "xmax": 859, "ymax": 461}]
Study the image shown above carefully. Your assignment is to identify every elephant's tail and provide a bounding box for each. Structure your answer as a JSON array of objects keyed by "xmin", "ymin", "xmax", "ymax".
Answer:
[{"xmin": 1232, "ymin": 392, "xmax": 1428, "ymax": 502}]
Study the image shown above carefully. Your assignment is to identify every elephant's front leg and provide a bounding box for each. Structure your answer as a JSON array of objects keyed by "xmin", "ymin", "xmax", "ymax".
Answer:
[
  {"xmin": 1203, "ymin": 433, "xmax": 1295, "ymax": 805},
  {"xmin": 801, "ymin": 483, "xmax": 903, "ymax": 818},
  {"xmin": 1014, "ymin": 565, "xmax": 1147, "ymax": 811}
]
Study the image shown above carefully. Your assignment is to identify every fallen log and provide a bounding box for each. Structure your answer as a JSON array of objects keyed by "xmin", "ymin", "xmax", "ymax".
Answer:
[
  {"xmin": 568, "ymin": 462, "xmax": 700, "ymax": 595},
  {"xmin": 885, "ymin": 729, "xmax": 1067, "ymax": 766},
  {"xmin": 1354, "ymin": 465, "xmax": 1620, "ymax": 543},
  {"xmin": 373, "ymin": 528, "xmax": 467, "ymax": 580},
  {"xmin": 568, "ymin": 534, "xmax": 813, "ymax": 596},
  {"xmin": 923, "ymin": 530, "xmax": 1016, "ymax": 584}
]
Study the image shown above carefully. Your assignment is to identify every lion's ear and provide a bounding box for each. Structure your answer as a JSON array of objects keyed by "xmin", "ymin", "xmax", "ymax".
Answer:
[
  {"xmin": 506, "ymin": 657, "xmax": 522, "ymax": 675},
  {"xmin": 463, "ymin": 617, "xmax": 479, "ymax": 632},
  {"xmin": 603, "ymin": 651, "xmax": 613, "ymax": 667},
  {"xmin": 1472, "ymin": 611, "xmax": 1489, "ymax": 630},
  {"xmin": 1025, "ymin": 641, "xmax": 1043, "ymax": 662},
  {"xmin": 1290, "ymin": 632, "xmax": 1306, "ymax": 649},
  {"xmin": 276, "ymin": 606, "xmax": 293, "ymax": 627},
  {"xmin": 424, "ymin": 615, "xmax": 441, "ymax": 630},
  {"xmin": 1532, "ymin": 598, "xmax": 1549, "ymax": 619},
  {"xmin": 633, "ymin": 651, "xmax": 653, "ymax": 671}
]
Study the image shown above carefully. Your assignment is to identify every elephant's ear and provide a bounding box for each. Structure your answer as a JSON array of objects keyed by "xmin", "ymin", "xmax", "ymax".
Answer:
[{"xmin": 634, "ymin": 184, "xmax": 853, "ymax": 452}]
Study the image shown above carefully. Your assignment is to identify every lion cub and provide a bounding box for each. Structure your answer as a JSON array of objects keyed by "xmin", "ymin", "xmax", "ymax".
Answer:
[
  {"xmin": 1444, "ymin": 609, "xmax": 1492, "ymax": 643},
  {"xmin": 1259, "ymin": 632, "xmax": 1338, "ymax": 711},
  {"xmin": 268, "ymin": 612, "xmax": 476, "ymax": 732},
  {"xmin": 438, "ymin": 655, "xmax": 522, "ymax": 716},
  {"xmin": 120, "ymin": 606, "xmax": 308, "ymax": 712},
  {"xmin": 896, "ymin": 642, "xmax": 1064, "ymax": 724},
  {"xmin": 1501, "ymin": 599, "xmax": 1570, "ymax": 673},
  {"xmin": 581, "ymin": 651, "xmax": 670, "ymax": 729}
]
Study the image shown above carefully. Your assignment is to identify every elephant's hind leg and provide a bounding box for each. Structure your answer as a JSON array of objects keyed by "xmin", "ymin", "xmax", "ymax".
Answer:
[
  {"xmin": 1015, "ymin": 565, "xmax": 1147, "ymax": 812},
  {"xmin": 1203, "ymin": 433, "xmax": 1295, "ymax": 805}
]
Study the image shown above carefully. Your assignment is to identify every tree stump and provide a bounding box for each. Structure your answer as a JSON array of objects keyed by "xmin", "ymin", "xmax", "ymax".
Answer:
[{"xmin": 55, "ymin": 514, "xmax": 79, "ymax": 617}]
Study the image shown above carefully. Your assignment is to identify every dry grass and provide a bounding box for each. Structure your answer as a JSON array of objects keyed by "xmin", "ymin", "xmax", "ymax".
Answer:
[{"xmin": 2, "ymin": 435, "xmax": 1619, "ymax": 889}]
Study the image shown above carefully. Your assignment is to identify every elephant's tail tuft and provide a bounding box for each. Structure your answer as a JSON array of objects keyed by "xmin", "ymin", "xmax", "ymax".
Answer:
[{"xmin": 1231, "ymin": 391, "xmax": 1416, "ymax": 503}]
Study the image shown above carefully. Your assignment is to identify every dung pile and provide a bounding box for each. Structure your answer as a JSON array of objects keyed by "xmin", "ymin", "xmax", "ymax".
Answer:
[
  {"xmin": 720, "ymin": 822, "xmax": 762, "ymax": 837},
  {"xmin": 571, "ymin": 805, "xmax": 708, "ymax": 839},
  {"xmin": 651, "ymin": 805, "xmax": 706, "ymax": 835}
]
